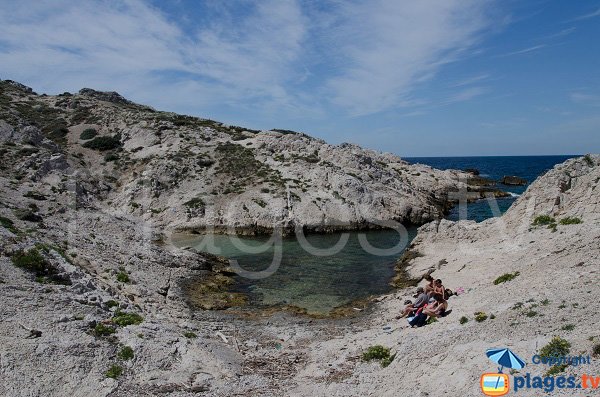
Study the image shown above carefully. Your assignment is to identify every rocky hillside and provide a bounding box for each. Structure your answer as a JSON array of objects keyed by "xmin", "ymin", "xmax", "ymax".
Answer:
[{"xmin": 0, "ymin": 79, "xmax": 499, "ymax": 236}]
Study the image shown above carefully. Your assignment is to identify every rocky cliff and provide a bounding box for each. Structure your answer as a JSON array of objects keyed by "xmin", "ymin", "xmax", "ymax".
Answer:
[{"xmin": 0, "ymin": 79, "xmax": 495, "ymax": 237}]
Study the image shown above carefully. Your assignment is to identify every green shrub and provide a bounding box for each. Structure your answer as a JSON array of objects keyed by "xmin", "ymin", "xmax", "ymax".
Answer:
[
  {"xmin": 539, "ymin": 336, "xmax": 570, "ymax": 359},
  {"xmin": 11, "ymin": 248, "xmax": 70, "ymax": 284},
  {"xmin": 459, "ymin": 316, "xmax": 469, "ymax": 324},
  {"xmin": 525, "ymin": 310, "xmax": 538, "ymax": 317},
  {"xmin": 532, "ymin": 215, "xmax": 555, "ymax": 226},
  {"xmin": 112, "ymin": 311, "xmax": 143, "ymax": 327},
  {"xmin": 381, "ymin": 353, "xmax": 396, "ymax": 368},
  {"xmin": 79, "ymin": 128, "xmax": 97, "ymax": 140},
  {"xmin": 105, "ymin": 364, "xmax": 123, "ymax": 379},
  {"xmin": 82, "ymin": 135, "xmax": 121, "ymax": 151},
  {"xmin": 493, "ymin": 272, "xmax": 520, "ymax": 285},
  {"xmin": 362, "ymin": 345, "xmax": 390, "ymax": 361},
  {"xmin": 0, "ymin": 216, "xmax": 19, "ymax": 234},
  {"xmin": 183, "ymin": 331, "xmax": 197, "ymax": 339},
  {"xmin": 116, "ymin": 272, "xmax": 129, "ymax": 283},
  {"xmin": 13, "ymin": 208, "xmax": 42, "ymax": 222},
  {"xmin": 94, "ymin": 323, "xmax": 116, "ymax": 337},
  {"xmin": 593, "ymin": 344, "xmax": 600, "ymax": 357},
  {"xmin": 584, "ymin": 154, "xmax": 594, "ymax": 166},
  {"xmin": 559, "ymin": 217, "xmax": 582, "ymax": 225},
  {"xmin": 362, "ymin": 345, "xmax": 394, "ymax": 367},
  {"xmin": 118, "ymin": 346, "xmax": 134, "ymax": 360},
  {"xmin": 104, "ymin": 153, "xmax": 119, "ymax": 162},
  {"xmin": 184, "ymin": 197, "xmax": 205, "ymax": 208},
  {"xmin": 561, "ymin": 324, "xmax": 575, "ymax": 331},
  {"xmin": 545, "ymin": 364, "xmax": 568, "ymax": 376},
  {"xmin": 105, "ymin": 300, "xmax": 119, "ymax": 309},
  {"xmin": 474, "ymin": 312, "xmax": 488, "ymax": 322}
]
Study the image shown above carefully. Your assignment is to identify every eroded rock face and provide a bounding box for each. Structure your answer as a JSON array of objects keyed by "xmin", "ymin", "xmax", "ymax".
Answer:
[{"xmin": 501, "ymin": 175, "xmax": 527, "ymax": 185}]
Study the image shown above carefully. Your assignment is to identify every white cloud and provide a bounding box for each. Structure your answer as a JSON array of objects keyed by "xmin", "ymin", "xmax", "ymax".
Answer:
[
  {"xmin": 570, "ymin": 92, "xmax": 600, "ymax": 106},
  {"xmin": 0, "ymin": 0, "xmax": 497, "ymax": 119},
  {"xmin": 496, "ymin": 44, "xmax": 547, "ymax": 58},
  {"xmin": 320, "ymin": 0, "xmax": 494, "ymax": 115},
  {"xmin": 567, "ymin": 7, "xmax": 600, "ymax": 22}
]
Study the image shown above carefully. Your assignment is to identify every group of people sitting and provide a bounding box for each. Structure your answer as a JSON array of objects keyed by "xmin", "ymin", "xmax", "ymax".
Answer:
[{"xmin": 397, "ymin": 275, "xmax": 453, "ymax": 327}]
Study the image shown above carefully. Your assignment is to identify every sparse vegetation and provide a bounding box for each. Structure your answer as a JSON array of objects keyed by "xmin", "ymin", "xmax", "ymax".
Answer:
[
  {"xmin": 105, "ymin": 364, "xmax": 123, "ymax": 379},
  {"xmin": 539, "ymin": 336, "xmax": 570, "ymax": 359},
  {"xmin": 112, "ymin": 311, "xmax": 143, "ymax": 327},
  {"xmin": 561, "ymin": 324, "xmax": 575, "ymax": 331},
  {"xmin": 11, "ymin": 248, "xmax": 70, "ymax": 284},
  {"xmin": 584, "ymin": 154, "xmax": 594, "ymax": 166},
  {"xmin": 532, "ymin": 215, "xmax": 555, "ymax": 226},
  {"xmin": 559, "ymin": 217, "xmax": 582, "ymax": 225},
  {"xmin": 116, "ymin": 271, "xmax": 130, "ymax": 283},
  {"xmin": 93, "ymin": 322, "xmax": 116, "ymax": 337},
  {"xmin": 184, "ymin": 197, "xmax": 205, "ymax": 208},
  {"xmin": 105, "ymin": 300, "xmax": 119, "ymax": 309},
  {"xmin": 525, "ymin": 310, "xmax": 538, "ymax": 317},
  {"xmin": 474, "ymin": 312, "xmax": 488, "ymax": 322},
  {"xmin": 459, "ymin": 316, "xmax": 469, "ymax": 324},
  {"xmin": 183, "ymin": 331, "xmax": 198, "ymax": 339},
  {"xmin": 592, "ymin": 343, "xmax": 600, "ymax": 357},
  {"xmin": 82, "ymin": 135, "xmax": 121, "ymax": 151},
  {"xmin": 104, "ymin": 153, "xmax": 119, "ymax": 162},
  {"xmin": 79, "ymin": 128, "xmax": 97, "ymax": 140},
  {"xmin": 0, "ymin": 216, "xmax": 19, "ymax": 234},
  {"xmin": 362, "ymin": 345, "xmax": 394, "ymax": 367},
  {"xmin": 545, "ymin": 364, "xmax": 568, "ymax": 376},
  {"xmin": 118, "ymin": 346, "xmax": 134, "ymax": 360},
  {"xmin": 493, "ymin": 271, "xmax": 520, "ymax": 285}
]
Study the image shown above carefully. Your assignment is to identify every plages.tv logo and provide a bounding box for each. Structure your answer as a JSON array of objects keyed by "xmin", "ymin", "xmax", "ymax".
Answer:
[{"xmin": 480, "ymin": 348, "xmax": 526, "ymax": 396}]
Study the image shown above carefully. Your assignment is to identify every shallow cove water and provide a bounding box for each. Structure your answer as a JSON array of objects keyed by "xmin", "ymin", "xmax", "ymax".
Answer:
[{"xmin": 173, "ymin": 228, "xmax": 417, "ymax": 315}]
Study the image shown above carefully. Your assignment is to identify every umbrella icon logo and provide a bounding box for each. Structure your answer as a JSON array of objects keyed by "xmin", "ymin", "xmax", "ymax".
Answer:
[{"xmin": 480, "ymin": 348, "xmax": 526, "ymax": 396}]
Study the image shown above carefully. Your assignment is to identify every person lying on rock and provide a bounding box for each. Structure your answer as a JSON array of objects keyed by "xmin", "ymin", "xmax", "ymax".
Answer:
[{"xmin": 423, "ymin": 294, "xmax": 448, "ymax": 318}]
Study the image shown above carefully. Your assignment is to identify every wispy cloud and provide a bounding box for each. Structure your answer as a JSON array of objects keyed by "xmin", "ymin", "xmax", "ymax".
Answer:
[
  {"xmin": 444, "ymin": 86, "xmax": 487, "ymax": 104},
  {"xmin": 570, "ymin": 92, "xmax": 600, "ymax": 106},
  {"xmin": 566, "ymin": 7, "xmax": 600, "ymax": 22},
  {"xmin": 321, "ymin": 0, "xmax": 494, "ymax": 115},
  {"xmin": 496, "ymin": 44, "xmax": 547, "ymax": 57},
  {"xmin": 449, "ymin": 73, "xmax": 490, "ymax": 87},
  {"xmin": 0, "ymin": 0, "xmax": 499, "ymax": 120}
]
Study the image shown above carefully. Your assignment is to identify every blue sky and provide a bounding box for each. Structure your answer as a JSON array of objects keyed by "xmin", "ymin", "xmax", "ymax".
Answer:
[{"xmin": 0, "ymin": 0, "xmax": 599, "ymax": 156}]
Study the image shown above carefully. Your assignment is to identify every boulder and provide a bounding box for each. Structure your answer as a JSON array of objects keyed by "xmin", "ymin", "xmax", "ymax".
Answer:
[{"xmin": 501, "ymin": 175, "xmax": 527, "ymax": 186}]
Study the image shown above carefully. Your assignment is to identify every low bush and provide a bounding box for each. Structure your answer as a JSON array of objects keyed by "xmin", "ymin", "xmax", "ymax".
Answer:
[
  {"xmin": 493, "ymin": 271, "xmax": 520, "ymax": 285},
  {"xmin": 116, "ymin": 272, "xmax": 129, "ymax": 283},
  {"xmin": 94, "ymin": 323, "xmax": 116, "ymax": 337},
  {"xmin": 474, "ymin": 312, "xmax": 488, "ymax": 322},
  {"xmin": 532, "ymin": 215, "xmax": 555, "ymax": 226},
  {"xmin": 561, "ymin": 324, "xmax": 575, "ymax": 331},
  {"xmin": 0, "ymin": 216, "xmax": 19, "ymax": 234},
  {"xmin": 13, "ymin": 208, "xmax": 42, "ymax": 222},
  {"xmin": 459, "ymin": 316, "xmax": 469, "ymax": 324},
  {"xmin": 105, "ymin": 364, "xmax": 123, "ymax": 379},
  {"xmin": 11, "ymin": 248, "xmax": 70, "ymax": 284},
  {"xmin": 183, "ymin": 331, "xmax": 198, "ymax": 339},
  {"xmin": 112, "ymin": 311, "xmax": 143, "ymax": 327},
  {"xmin": 79, "ymin": 128, "xmax": 97, "ymax": 140},
  {"xmin": 362, "ymin": 345, "xmax": 394, "ymax": 367},
  {"xmin": 82, "ymin": 135, "xmax": 121, "ymax": 151},
  {"xmin": 539, "ymin": 336, "xmax": 570, "ymax": 359},
  {"xmin": 118, "ymin": 346, "xmax": 134, "ymax": 360},
  {"xmin": 559, "ymin": 217, "xmax": 582, "ymax": 225},
  {"xmin": 545, "ymin": 364, "xmax": 568, "ymax": 376},
  {"xmin": 104, "ymin": 153, "xmax": 119, "ymax": 162},
  {"xmin": 593, "ymin": 344, "xmax": 600, "ymax": 357}
]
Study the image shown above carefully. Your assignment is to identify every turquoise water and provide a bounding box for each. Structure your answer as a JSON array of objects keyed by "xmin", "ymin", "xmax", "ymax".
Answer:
[{"xmin": 174, "ymin": 228, "xmax": 417, "ymax": 314}]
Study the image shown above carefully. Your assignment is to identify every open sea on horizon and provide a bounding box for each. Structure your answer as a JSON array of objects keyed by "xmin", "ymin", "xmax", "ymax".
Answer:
[{"xmin": 404, "ymin": 155, "xmax": 578, "ymax": 222}]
